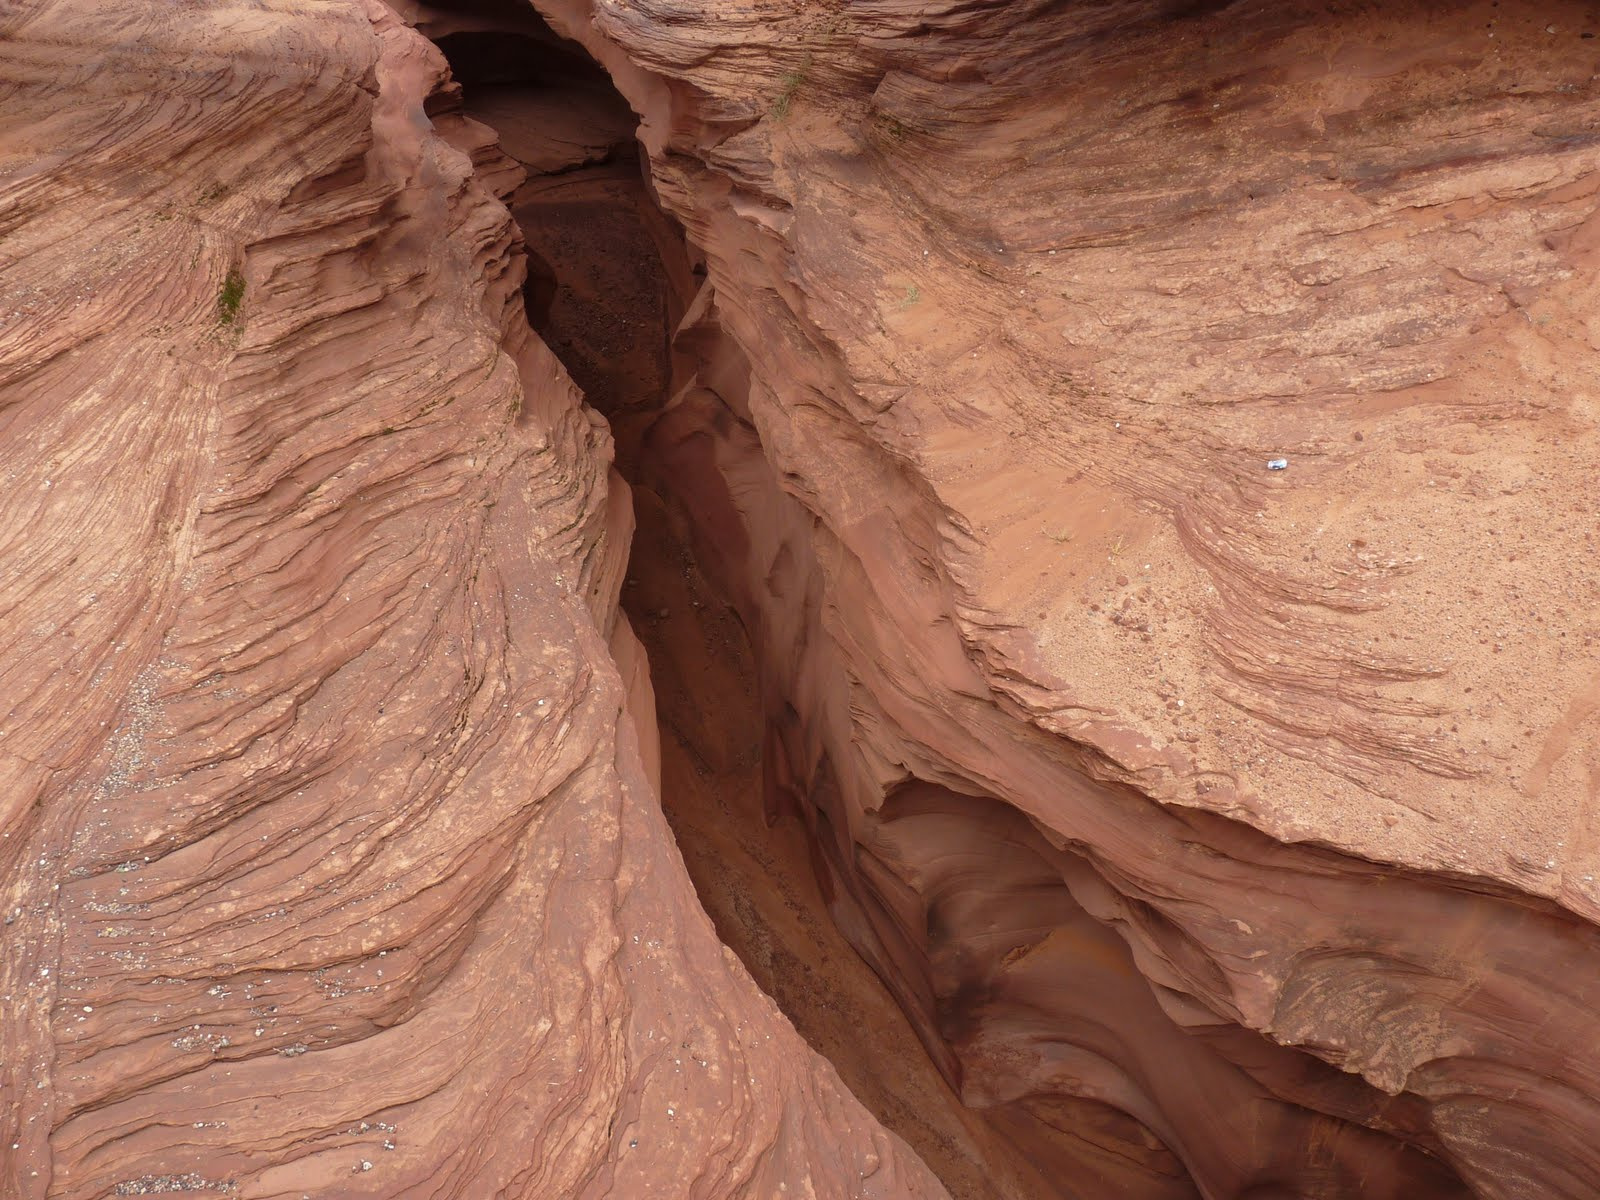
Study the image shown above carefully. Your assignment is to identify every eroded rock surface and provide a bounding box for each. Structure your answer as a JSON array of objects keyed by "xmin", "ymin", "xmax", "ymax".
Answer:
[
  {"xmin": 495, "ymin": 0, "xmax": 1600, "ymax": 1196},
  {"xmin": 7, "ymin": 0, "xmax": 1600, "ymax": 1196},
  {"xmin": 0, "ymin": 1, "xmax": 945, "ymax": 1196}
]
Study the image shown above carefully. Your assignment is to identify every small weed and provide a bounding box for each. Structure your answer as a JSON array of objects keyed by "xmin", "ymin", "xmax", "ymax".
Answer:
[
  {"xmin": 1044, "ymin": 527, "xmax": 1074, "ymax": 544},
  {"xmin": 770, "ymin": 54, "xmax": 813, "ymax": 120},
  {"xmin": 897, "ymin": 284, "xmax": 921, "ymax": 310},
  {"xmin": 1108, "ymin": 534, "xmax": 1126, "ymax": 560},
  {"xmin": 872, "ymin": 112, "xmax": 909, "ymax": 143},
  {"xmin": 199, "ymin": 181, "xmax": 230, "ymax": 204},
  {"xmin": 216, "ymin": 268, "xmax": 246, "ymax": 326}
]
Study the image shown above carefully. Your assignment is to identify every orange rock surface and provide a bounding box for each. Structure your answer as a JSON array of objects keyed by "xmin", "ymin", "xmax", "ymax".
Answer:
[
  {"xmin": 5, "ymin": 0, "xmax": 1600, "ymax": 1197},
  {"xmin": 0, "ymin": 1, "xmax": 944, "ymax": 1195},
  {"xmin": 522, "ymin": 0, "xmax": 1600, "ymax": 1195}
]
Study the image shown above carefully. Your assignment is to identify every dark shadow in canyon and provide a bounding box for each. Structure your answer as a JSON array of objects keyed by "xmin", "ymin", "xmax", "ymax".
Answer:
[{"xmin": 427, "ymin": 10, "xmax": 1068, "ymax": 1198}]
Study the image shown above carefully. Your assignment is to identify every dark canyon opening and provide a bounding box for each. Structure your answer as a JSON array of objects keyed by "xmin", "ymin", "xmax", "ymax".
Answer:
[{"xmin": 424, "ymin": 10, "xmax": 1063, "ymax": 1199}]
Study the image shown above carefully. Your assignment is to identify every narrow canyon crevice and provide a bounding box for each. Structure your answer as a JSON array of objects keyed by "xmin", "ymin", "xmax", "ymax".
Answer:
[
  {"xmin": 7, "ymin": 1, "xmax": 1599, "ymax": 1196},
  {"xmin": 422, "ymin": 4, "xmax": 1592, "ymax": 1198},
  {"xmin": 424, "ymin": 12, "xmax": 1062, "ymax": 1198}
]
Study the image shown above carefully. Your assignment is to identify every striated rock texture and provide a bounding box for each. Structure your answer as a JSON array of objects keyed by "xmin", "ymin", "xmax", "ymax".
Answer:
[
  {"xmin": 496, "ymin": 0, "xmax": 1600, "ymax": 1197},
  {"xmin": 0, "ymin": 1, "xmax": 946, "ymax": 1196}
]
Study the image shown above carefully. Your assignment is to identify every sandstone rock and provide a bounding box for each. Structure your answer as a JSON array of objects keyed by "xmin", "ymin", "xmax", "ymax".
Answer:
[
  {"xmin": 8, "ymin": 0, "xmax": 1600, "ymax": 1195},
  {"xmin": 0, "ymin": 1, "xmax": 945, "ymax": 1196},
  {"xmin": 512, "ymin": 0, "xmax": 1600, "ymax": 1195}
]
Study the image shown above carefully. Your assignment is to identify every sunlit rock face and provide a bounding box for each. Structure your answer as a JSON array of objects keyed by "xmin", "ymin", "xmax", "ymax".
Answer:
[
  {"xmin": 508, "ymin": 0, "xmax": 1600, "ymax": 1196},
  {"xmin": 0, "ymin": 1, "xmax": 946, "ymax": 1196}
]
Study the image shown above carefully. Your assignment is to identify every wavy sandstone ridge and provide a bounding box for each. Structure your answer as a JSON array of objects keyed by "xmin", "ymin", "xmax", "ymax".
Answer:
[
  {"xmin": 487, "ymin": 0, "xmax": 1597, "ymax": 1196},
  {"xmin": 0, "ymin": 2, "xmax": 944, "ymax": 1196}
]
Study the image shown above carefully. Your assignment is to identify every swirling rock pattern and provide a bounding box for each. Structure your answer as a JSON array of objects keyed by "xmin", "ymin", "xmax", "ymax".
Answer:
[
  {"xmin": 515, "ymin": 0, "xmax": 1600, "ymax": 1196},
  {"xmin": 0, "ymin": 1, "xmax": 945, "ymax": 1196}
]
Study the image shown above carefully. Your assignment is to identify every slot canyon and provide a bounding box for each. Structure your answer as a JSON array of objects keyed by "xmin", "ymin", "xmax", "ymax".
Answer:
[{"xmin": 2, "ymin": 0, "xmax": 1599, "ymax": 1197}]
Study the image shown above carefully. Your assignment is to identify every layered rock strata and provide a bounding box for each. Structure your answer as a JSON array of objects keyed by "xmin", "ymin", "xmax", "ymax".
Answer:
[
  {"xmin": 433, "ymin": 27, "xmax": 1085, "ymax": 1191},
  {"xmin": 496, "ymin": 0, "xmax": 1600, "ymax": 1196},
  {"xmin": 0, "ymin": 1, "xmax": 944, "ymax": 1195}
]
